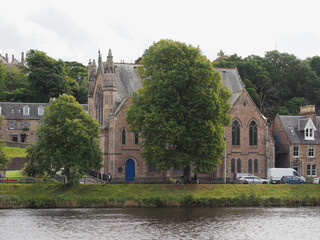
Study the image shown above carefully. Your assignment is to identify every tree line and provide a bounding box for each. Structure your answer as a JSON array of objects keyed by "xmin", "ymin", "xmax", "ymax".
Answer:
[
  {"xmin": 213, "ymin": 50, "xmax": 320, "ymax": 120},
  {"xmin": 0, "ymin": 50, "xmax": 88, "ymax": 104}
]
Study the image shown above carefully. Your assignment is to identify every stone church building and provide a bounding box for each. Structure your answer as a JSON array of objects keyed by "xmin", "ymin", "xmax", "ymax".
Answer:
[{"xmin": 88, "ymin": 50, "xmax": 275, "ymax": 181}]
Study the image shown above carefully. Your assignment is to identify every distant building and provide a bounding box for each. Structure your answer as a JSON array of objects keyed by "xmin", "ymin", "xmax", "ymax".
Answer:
[
  {"xmin": 88, "ymin": 50, "xmax": 275, "ymax": 180},
  {"xmin": 0, "ymin": 52, "xmax": 25, "ymax": 66},
  {"xmin": 271, "ymin": 105, "xmax": 319, "ymax": 177},
  {"xmin": 0, "ymin": 102, "xmax": 88, "ymax": 147}
]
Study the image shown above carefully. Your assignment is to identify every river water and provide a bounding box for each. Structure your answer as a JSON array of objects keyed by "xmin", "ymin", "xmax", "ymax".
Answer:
[{"xmin": 0, "ymin": 207, "xmax": 319, "ymax": 240}]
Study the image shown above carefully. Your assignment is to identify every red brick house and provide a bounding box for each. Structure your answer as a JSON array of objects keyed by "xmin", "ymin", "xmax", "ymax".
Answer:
[{"xmin": 88, "ymin": 50, "xmax": 275, "ymax": 180}]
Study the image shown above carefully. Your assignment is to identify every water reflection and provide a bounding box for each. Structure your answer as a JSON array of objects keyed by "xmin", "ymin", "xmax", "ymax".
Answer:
[{"xmin": 0, "ymin": 207, "xmax": 319, "ymax": 240}]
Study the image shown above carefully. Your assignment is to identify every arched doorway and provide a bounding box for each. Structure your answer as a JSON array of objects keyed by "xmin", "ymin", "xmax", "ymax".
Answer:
[{"xmin": 125, "ymin": 159, "xmax": 135, "ymax": 182}]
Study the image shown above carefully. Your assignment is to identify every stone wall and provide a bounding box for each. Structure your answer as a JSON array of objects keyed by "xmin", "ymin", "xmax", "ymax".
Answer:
[{"xmin": 6, "ymin": 157, "xmax": 26, "ymax": 170}]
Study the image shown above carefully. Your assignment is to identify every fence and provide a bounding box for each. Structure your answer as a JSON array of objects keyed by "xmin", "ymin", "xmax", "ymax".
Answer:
[{"xmin": 0, "ymin": 177, "xmax": 56, "ymax": 184}]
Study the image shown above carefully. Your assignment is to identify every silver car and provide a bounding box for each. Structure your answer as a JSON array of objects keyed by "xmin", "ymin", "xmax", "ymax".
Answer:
[{"xmin": 238, "ymin": 175, "xmax": 269, "ymax": 184}]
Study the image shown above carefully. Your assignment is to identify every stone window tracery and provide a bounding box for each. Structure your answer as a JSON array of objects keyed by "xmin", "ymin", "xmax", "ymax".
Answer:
[{"xmin": 249, "ymin": 120, "xmax": 258, "ymax": 146}]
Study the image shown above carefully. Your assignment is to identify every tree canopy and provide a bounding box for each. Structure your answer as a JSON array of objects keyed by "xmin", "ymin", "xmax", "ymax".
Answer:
[
  {"xmin": 26, "ymin": 94, "xmax": 102, "ymax": 185},
  {"xmin": 126, "ymin": 39, "xmax": 231, "ymax": 178}
]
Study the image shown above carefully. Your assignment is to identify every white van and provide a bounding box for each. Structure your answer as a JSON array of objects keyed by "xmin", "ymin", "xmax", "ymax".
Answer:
[{"xmin": 267, "ymin": 168, "xmax": 305, "ymax": 184}]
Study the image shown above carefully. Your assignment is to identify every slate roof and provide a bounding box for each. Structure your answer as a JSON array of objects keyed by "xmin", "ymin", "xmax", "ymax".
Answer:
[
  {"xmin": 0, "ymin": 102, "xmax": 88, "ymax": 120},
  {"xmin": 108, "ymin": 65, "xmax": 243, "ymax": 108},
  {"xmin": 279, "ymin": 115, "xmax": 320, "ymax": 144}
]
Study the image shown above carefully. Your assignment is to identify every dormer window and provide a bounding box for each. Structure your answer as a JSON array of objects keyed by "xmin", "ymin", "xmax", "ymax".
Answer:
[
  {"xmin": 301, "ymin": 118, "xmax": 316, "ymax": 140},
  {"xmin": 38, "ymin": 106, "xmax": 44, "ymax": 116},
  {"xmin": 23, "ymin": 105, "xmax": 30, "ymax": 116}
]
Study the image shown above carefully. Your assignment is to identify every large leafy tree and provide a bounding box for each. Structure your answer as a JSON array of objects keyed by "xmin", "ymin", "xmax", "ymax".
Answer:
[
  {"xmin": 126, "ymin": 39, "xmax": 231, "ymax": 179},
  {"xmin": 0, "ymin": 139, "xmax": 10, "ymax": 170},
  {"xmin": 26, "ymin": 50, "xmax": 67, "ymax": 102},
  {"xmin": 26, "ymin": 94, "xmax": 102, "ymax": 185},
  {"xmin": 64, "ymin": 61, "xmax": 88, "ymax": 104}
]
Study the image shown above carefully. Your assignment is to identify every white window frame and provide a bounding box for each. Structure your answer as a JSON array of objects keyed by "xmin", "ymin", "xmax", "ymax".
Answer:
[
  {"xmin": 0, "ymin": 106, "xmax": 2, "ymax": 115},
  {"xmin": 293, "ymin": 146, "xmax": 299, "ymax": 157},
  {"xmin": 9, "ymin": 121, "xmax": 14, "ymax": 129},
  {"xmin": 24, "ymin": 121, "xmax": 29, "ymax": 128},
  {"xmin": 23, "ymin": 105, "xmax": 30, "ymax": 116},
  {"xmin": 307, "ymin": 164, "xmax": 317, "ymax": 177},
  {"xmin": 38, "ymin": 106, "xmax": 44, "ymax": 116},
  {"xmin": 309, "ymin": 145, "xmax": 315, "ymax": 158}
]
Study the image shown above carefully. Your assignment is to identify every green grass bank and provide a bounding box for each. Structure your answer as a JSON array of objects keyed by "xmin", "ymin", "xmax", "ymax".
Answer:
[{"xmin": 1, "ymin": 184, "xmax": 320, "ymax": 209}]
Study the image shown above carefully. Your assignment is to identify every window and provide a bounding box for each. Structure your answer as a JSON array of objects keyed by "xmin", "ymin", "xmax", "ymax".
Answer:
[
  {"xmin": 309, "ymin": 146, "xmax": 315, "ymax": 157},
  {"xmin": 12, "ymin": 135, "xmax": 18, "ymax": 142},
  {"xmin": 312, "ymin": 165, "xmax": 316, "ymax": 176},
  {"xmin": 38, "ymin": 106, "xmax": 44, "ymax": 116},
  {"xmin": 9, "ymin": 121, "xmax": 14, "ymax": 129},
  {"xmin": 121, "ymin": 129, "xmax": 126, "ymax": 145},
  {"xmin": 38, "ymin": 121, "xmax": 43, "ymax": 125},
  {"xmin": 0, "ymin": 106, "xmax": 2, "ymax": 115},
  {"xmin": 293, "ymin": 146, "xmax": 299, "ymax": 157},
  {"xmin": 237, "ymin": 158, "xmax": 241, "ymax": 173},
  {"xmin": 310, "ymin": 128, "xmax": 313, "ymax": 138},
  {"xmin": 248, "ymin": 159, "xmax": 252, "ymax": 174},
  {"xmin": 231, "ymin": 159, "xmax": 235, "ymax": 173},
  {"xmin": 254, "ymin": 159, "xmax": 258, "ymax": 173},
  {"xmin": 21, "ymin": 134, "xmax": 26, "ymax": 143},
  {"xmin": 23, "ymin": 121, "xmax": 29, "ymax": 128},
  {"xmin": 23, "ymin": 105, "xmax": 30, "ymax": 115},
  {"xmin": 232, "ymin": 120, "xmax": 240, "ymax": 145},
  {"xmin": 148, "ymin": 163, "xmax": 160, "ymax": 173},
  {"xmin": 249, "ymin": 120, "xmax": 258, "ymax": 146},
  {"xmin": 134, "ymin": 132, "xmax": 139, "ymax": 145},
  {"xmin": 307, "ymin": 164, "xmax": 317, "ymax": 176}
]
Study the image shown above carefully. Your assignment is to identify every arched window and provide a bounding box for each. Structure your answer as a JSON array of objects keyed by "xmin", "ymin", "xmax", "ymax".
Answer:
[
  {"xmin": 38, "ymin": 106, "xmax": 44, "ymax": 116},
  {"xmin": 121, "ymin": 129, "xmax": 126, "ymax": 145},
  {"xmin": 254, "ymin": 159, "xmax": 258, "ymax": 173},
  {"xmin": 237, "ymin": 158, "xmax": 241, "ymax": 173},
  {"xmin": 249, "ymin": 120, "xmax": 258, "ymax": 146},
  {"xmin": 231, "ymin": 158, "xmax": 235, "ymax": 173},
  {"xmin": 232, "ymin": 120, "xmax": 240, "ymax": 145},
  {"xmin": 248, "ymin": 159, "xmax": 252, "ymax": 174},
  {"xmin": 23, "ymin": 105, "xmax": 30, "ymax": 116},
  {"xmin": 134, "ymin": 132, "xmax": 139, "ymax": 145}
]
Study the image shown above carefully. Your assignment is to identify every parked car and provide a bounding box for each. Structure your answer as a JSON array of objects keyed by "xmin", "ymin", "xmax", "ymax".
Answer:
[
  {"xmin": 313, "ymin": 177, "xmax": 320, "ymax": 184},
  {"xmin": 281, "ymin": 176, "xmax": 305, "ymax": 184},
  {"xmin": 238, "ymin": 175, "xmax": 269, "ymax": 184},
  {"xmin": 233, "ymin": 173, "xmax": 253, "ymax": 184},
  {"xmin": 267, "ymin": 168, "xmax": 305, "ymax": 184}
]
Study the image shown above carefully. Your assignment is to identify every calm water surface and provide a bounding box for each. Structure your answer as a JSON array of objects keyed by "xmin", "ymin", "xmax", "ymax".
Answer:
[{"xmin": 0, "ymin": 207, "xmax": 319, "ymax": 240}]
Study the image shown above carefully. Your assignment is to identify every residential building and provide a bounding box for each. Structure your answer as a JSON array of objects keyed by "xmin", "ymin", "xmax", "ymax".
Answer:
[{"xmin": 271, "ymin": 105, "xmax": 319, "ymax": 177}]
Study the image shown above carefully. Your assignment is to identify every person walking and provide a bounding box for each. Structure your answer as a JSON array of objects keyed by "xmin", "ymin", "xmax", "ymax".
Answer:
[{"xmin": 108, "ymin": 173, "xmax": 112, "ymax": 184}]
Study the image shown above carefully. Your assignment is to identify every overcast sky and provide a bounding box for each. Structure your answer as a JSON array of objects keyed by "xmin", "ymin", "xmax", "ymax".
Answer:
[{"xmin": 1, "ymin": 0, "xmax": 320, "ymax": 65}]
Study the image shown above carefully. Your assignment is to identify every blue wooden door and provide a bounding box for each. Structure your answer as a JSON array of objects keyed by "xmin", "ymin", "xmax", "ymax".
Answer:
[{"xmin": 126, "ymin": 159, "xmax": 135, "ymax": 182}]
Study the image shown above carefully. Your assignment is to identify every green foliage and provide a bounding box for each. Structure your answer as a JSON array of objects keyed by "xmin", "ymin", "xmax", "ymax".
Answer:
[
  {"xmin": 0, "ymin": 64, "xmax": 6, "ymax": 100},
  {"xmin": 0, "ymin": 140, "xmax": 10, "ymax": 169},
  {"xmin": 64, "ymin": 61, "xmax": 88, "ymax": 104},
  {"xmin": 26, "ymin": 94, "xmax": 102, "ymax": 185},
  {"xmin": 278, "ymin": 97, "xmax": 307, "ymax": 115},
  {"xmin": 127, "ymin": 39, "xmax": 231, "ymax": 176},
  {"xmin": 3, "ymin": 64, "xmax": 28, "ymax": 90},
  {"xmin": 3, "ymin": 146, "xmax": 26, "ymax": 158},
  {"xmin": 26, "ymin": 50, "xmax": 67, "ymax": 102}
]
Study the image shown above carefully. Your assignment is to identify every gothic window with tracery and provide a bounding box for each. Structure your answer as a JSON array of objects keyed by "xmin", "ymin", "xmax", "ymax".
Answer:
[{"xmin": 249, "ymin": 120, "xmax": 258, "ymax": 146}]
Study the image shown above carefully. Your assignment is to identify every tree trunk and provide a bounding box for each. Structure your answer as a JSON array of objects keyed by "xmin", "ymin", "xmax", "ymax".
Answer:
[{"xmin": 183, "ymin": 165, "xmax": 191, "ymax": 183}]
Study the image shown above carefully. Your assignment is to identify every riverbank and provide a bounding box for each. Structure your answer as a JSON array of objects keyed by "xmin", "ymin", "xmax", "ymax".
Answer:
[{"xmin": 1, "ymin": 184, "xmax": 320, "ymax": 208}]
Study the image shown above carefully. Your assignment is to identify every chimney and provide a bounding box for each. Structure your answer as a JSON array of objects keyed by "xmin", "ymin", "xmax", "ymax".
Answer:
[
  {"xmin": 21, "ymin": 52, "xmax": 24, "ymax": 65},
  {"xmin": 5, "ymin": 53, "xmax": 8, "ymax": 63},
  {"xmin": 300, "ymin": 105, "xmax": 316, "ymax": 126},
  {"xmin": 12, "ymin": 54, "xmax": 14, "ymax": 64}
]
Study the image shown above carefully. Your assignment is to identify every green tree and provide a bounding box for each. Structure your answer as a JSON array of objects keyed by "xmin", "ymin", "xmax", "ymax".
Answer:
[
  {"xmin": 26, "ymin": 94, "xmax": 102, "ymax": 185},
  {"xmin": 126, "ymin": 39, "xmax": 231, "ymax": 179},
  {"xmin": 0, "ymin": 64, "xmax": 6, "ymax": 100},
  {"xmin": 0, "ymin": 140, "xmax": 10, "ymax": 169},
  {"xmin": 3, "ymin": 64, "xmax": 28, "ymax": 90},
  {"xmin": 64, "ymin": 61, "xmax": 88, "ymax": 104},
  {"xmin": 26, "ymin": 50, "xmax": 67, "ymax": 102}
]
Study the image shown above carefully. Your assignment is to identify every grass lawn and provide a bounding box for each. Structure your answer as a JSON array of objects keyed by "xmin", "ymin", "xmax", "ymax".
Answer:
[
  {"xmin": 3, "ymin": 147, "xmax": 27, "ymax": 158},
  {"xmin": 6, "ymin": 170, "xmax": 25, "ymax": 178}
]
